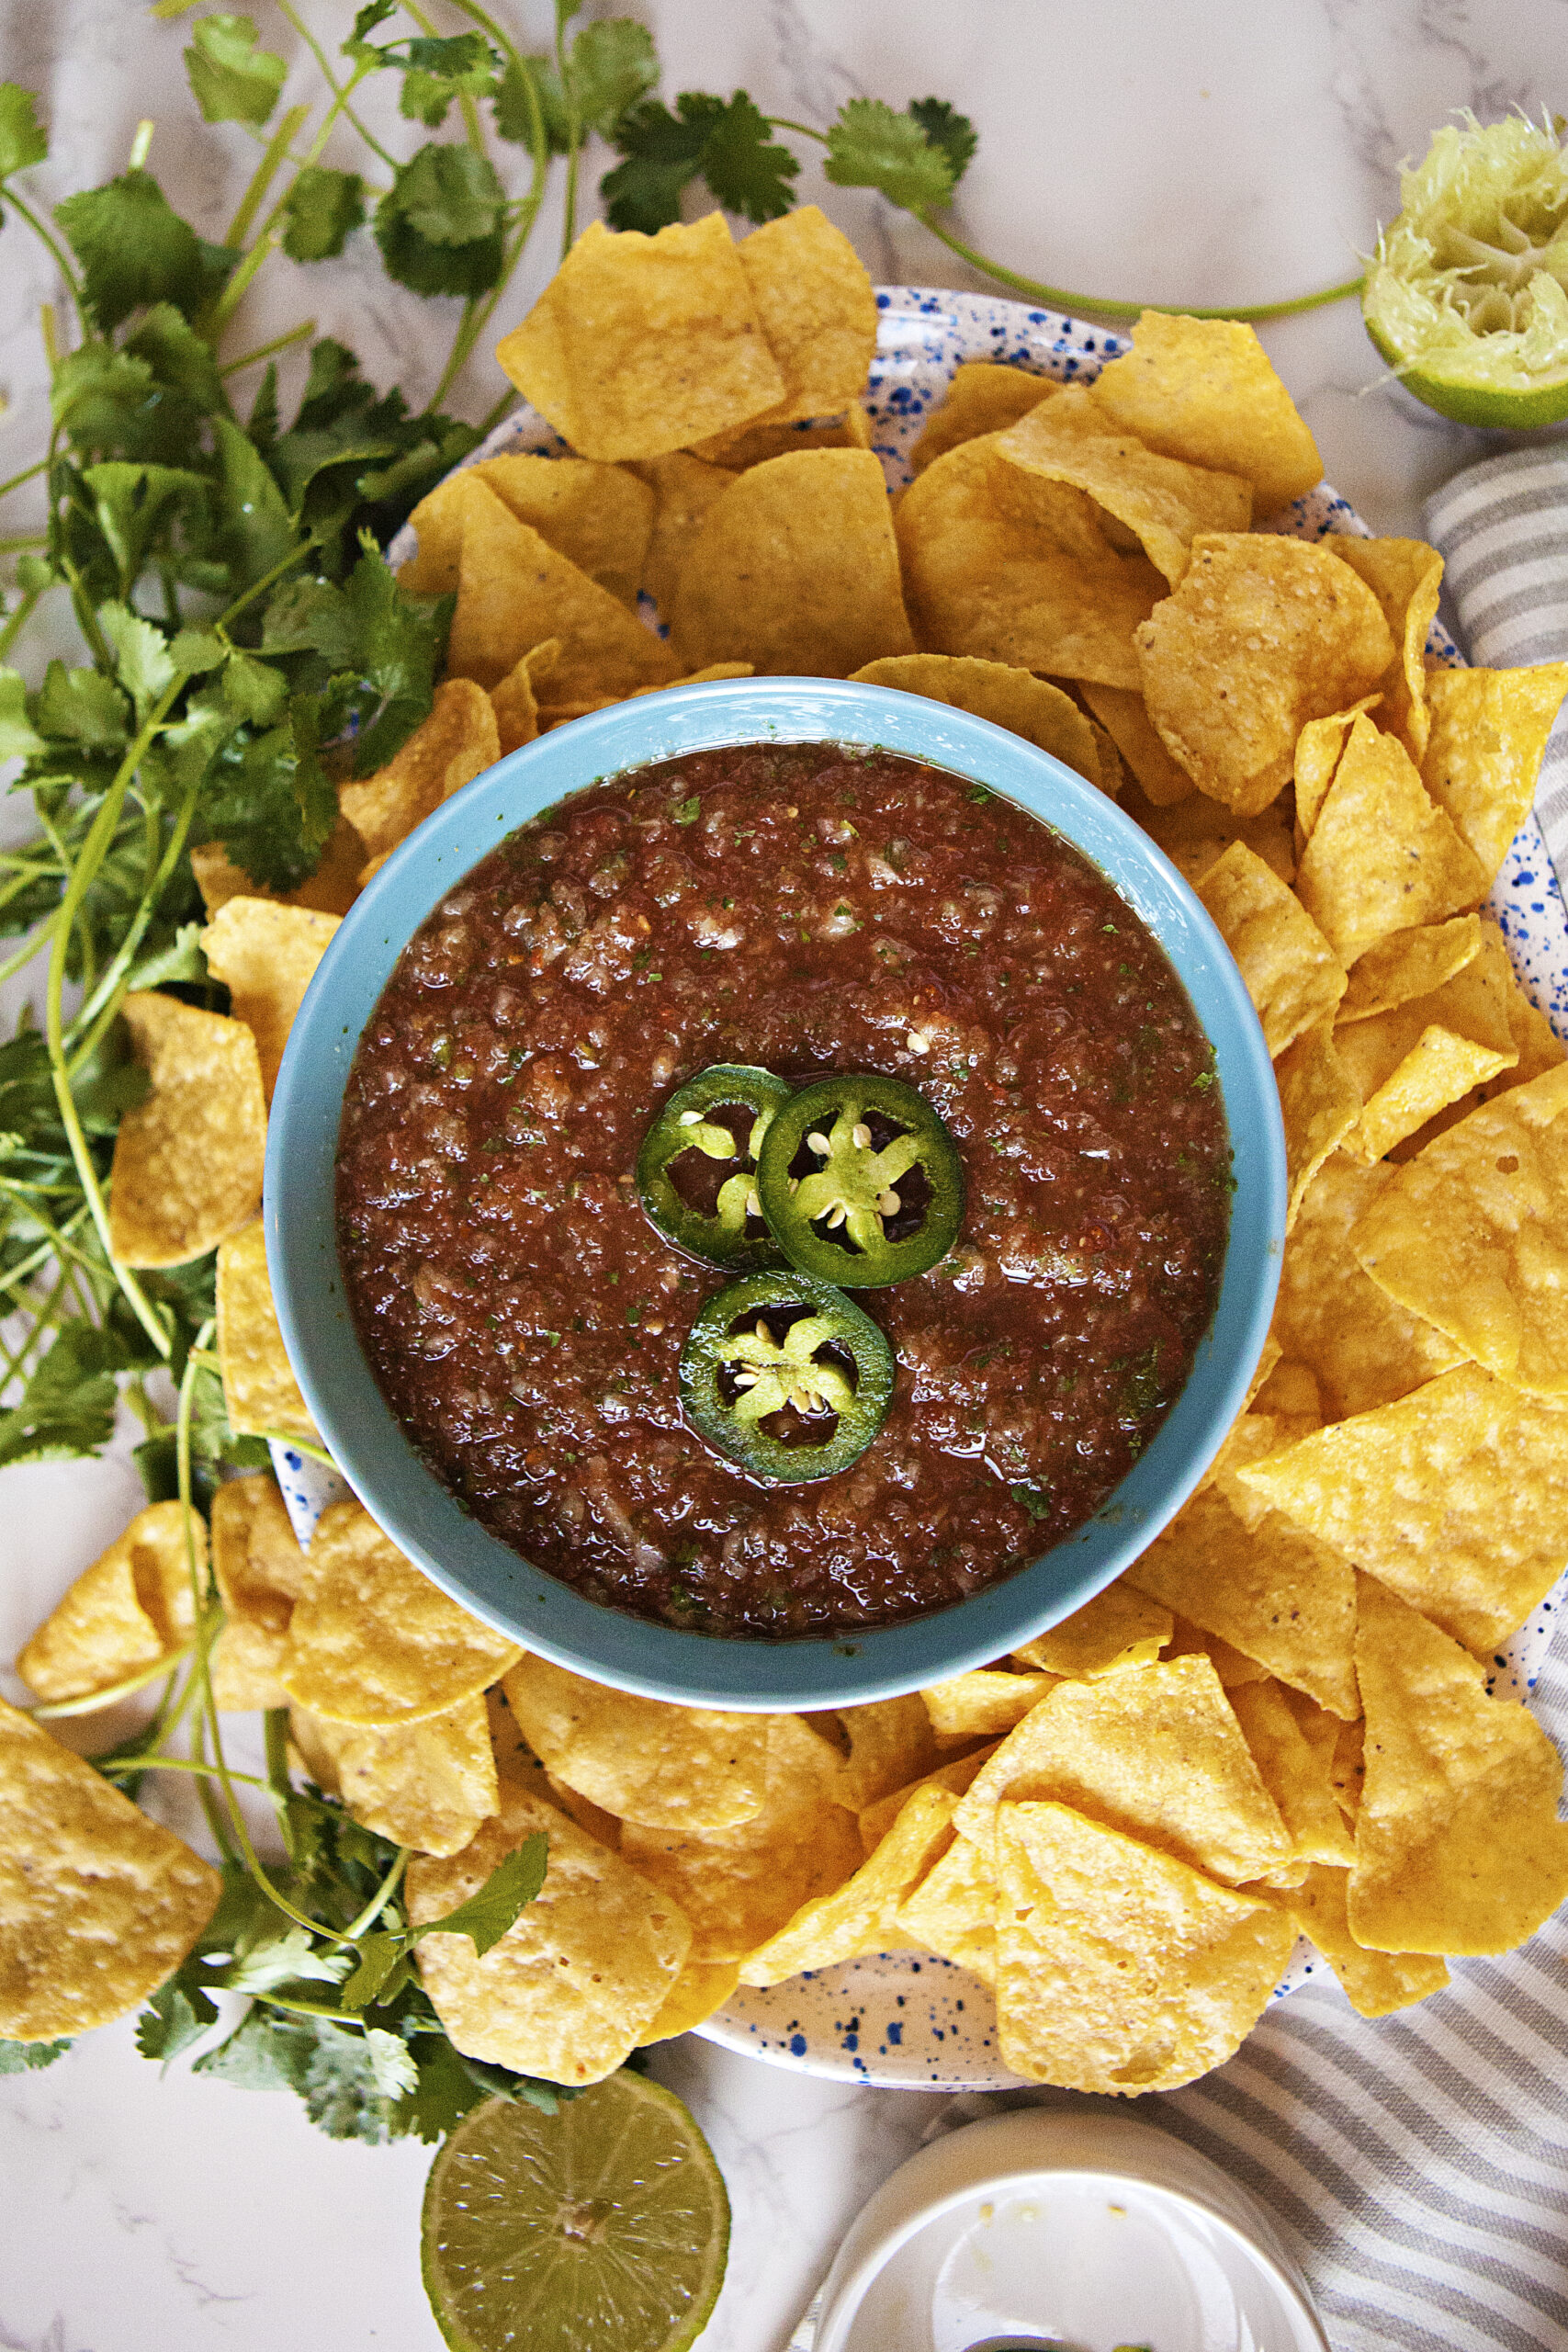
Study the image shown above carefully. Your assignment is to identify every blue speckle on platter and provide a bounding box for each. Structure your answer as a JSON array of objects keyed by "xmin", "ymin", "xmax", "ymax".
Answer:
[{"xmin": 378, "ymin": 286, "xmax": 1568, "ymax": 2092}]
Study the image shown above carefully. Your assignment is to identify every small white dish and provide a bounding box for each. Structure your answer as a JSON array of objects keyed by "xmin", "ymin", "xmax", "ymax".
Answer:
[{"xmin": 811, "ymin": 2106, "xmax": 1328, "ymax": 2352}]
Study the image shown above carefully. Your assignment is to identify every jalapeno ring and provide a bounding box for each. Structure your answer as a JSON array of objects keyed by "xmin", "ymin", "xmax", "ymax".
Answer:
[
  {"xmin": 678, "ymin": 1270, "xmax": 896, "ymax": 1485},
  {"xmin": 636, "ymin": 1064, "xmax": 793, "ymax": 1269},
  {"xmin": 754, "ymin": 1071, "xmax": 965, "ymax": 1287}
]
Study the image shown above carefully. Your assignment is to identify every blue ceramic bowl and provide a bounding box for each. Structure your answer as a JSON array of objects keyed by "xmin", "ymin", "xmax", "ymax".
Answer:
[{"xmin": 266, "ymin": 678, "xmax": 1284, "ymax": 1710}]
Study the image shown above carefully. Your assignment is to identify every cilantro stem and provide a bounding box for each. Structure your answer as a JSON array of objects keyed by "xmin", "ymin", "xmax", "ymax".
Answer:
[
  {"xmin": 218, "ymin": 319, "xmax": 317, "ymax": 378},
  {"xmin": 0, "ymin": 455, "xmax": 49, "ymax": 501},
  {"xmin": 0, "ymin": 533, "xmax": 46, "ymax": 551},
  {"xmin": 96, "ymin": 1751, "xmax": 269, "ymax": 1793},
  {"xmin": 209, "ymin": 229, "xmax": 282, "ymax": 338},
  {"xmin": 0, "ymin": 187, "xmax": 85, "ymax": 324},
  {"xmin": 343, "ymin": 1846, "xmax": 409, "ymax": 1943},
  {"xmin": 247, "ymin": 1427, "xmax": 336, "ymax": 1465},
  {"xmin": 274, "ymin": 2, "xmax": 399, "ymax": 173},
  {"xmin": 28, "ymin": 1640, "xmax": 196, "ymax": 1719},
  {"xmin": 66, "ymin": 775, "xmax": 200, "ymax": 1078},
  {"xmin": 427, "ymin": 7, "xmax": 550, "ymax": 412},
  {"xmin": 224, "ymin": 101, "xmax": 311, "ymax": 249},
  {"xmin": 555, "ymin": 0, "xmax": 582, "ymax": 259},
  {"xmin": 0, "ymin": 582, "xmax": 44, "ymax": 662}
]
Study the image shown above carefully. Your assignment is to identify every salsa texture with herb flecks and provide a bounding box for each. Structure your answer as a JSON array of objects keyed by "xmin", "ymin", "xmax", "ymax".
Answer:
[{"xmin": 335, "ymin": 743, "xmax": 1230, "ymax": 1635}]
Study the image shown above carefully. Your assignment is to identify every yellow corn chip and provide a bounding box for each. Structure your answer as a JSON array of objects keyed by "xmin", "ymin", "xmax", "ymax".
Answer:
[
  {"xmin": 408, "ymin": 1784, "xmax": 691, "ymax": 2084},
  {"xmin": 1350, "ymin": 1063, "xmax": 1568, "ymax": 1396},
  {"xmin": 501, "ymin": 1655, "xmax": 766, "ymax": 1834},
  {"xmin": 997, "ymin": 385, "xmax": 1252, "ymax": 584},
  {"xmin": 1227, "ymin": 1677, "xmax": 1353, "ymax": 1868},
  {"xmin": 851, "ymin": 653, "xmax": 1105, "ymax": 787},
  {"xmin": 216, "ymin": 1218, "xmax": 316, "ymax": 1443},
  {"xmin": 1344, "ymin": 1026, "xmax": 1515, "ymax": 1164},
  {"xmin": 1270, "ymin": 1153, "xmax": 1467, "ymax": 1419},
  {"xmin": 671, "ymin": 448, "xmax": 914, "ymax": 676},
  {"xmin": 909, "ymin": 362, "xmax": 1057, "ymax": 476},
  {"xmin": 293, "ymin": 1694, "xmax": 498, "ymax": 1859},
  {"xmin": 831, "ymin": 1695, "xmax": 942, "ymax": 1812},
  {"xmin": 209, "ymin": 1473, "xmax": 309, "ymax": 1712},
  {"xmin": 920, "ymin": 1670, "xmax": 1057, "ymax": 1740},
  {"xmin": 739, "ymin": 1783, "xmax": 959, "ymax": 1985},
  {"xmin": 1164, "ymin": 1623, "xmax": 1268, "ymax": 1690},
  {"xmin": 189, "ymin": 809, "xmax": 367, "ymax": 919},
  {"xmin": 1128, "ymin": 1483, "xmax": 1359, "ymax": 1719},
  {"xmin": 1348, "ymin": 1573, "xmax": 1568, "ymax": 1955},
  {"xmin": 339, "ymin": 675, "xmax": 500, "ymax": 866},
  {"xmin": 1077, "ymin": 682, "xmax": 1193, "ymax": 806},
  {"xmin": 620, "ymin": 1715, "xmax": 861, "ymax": 1962},
  {"xmin": 626, "ymin": 452, "xmax": 739, "ymax": 616},
  {"xmin": 952, "ymin": 1654, "xmax": 1294, "ymax": 1885},
  {"xmin": 1135, "ymin": 535, "xmax": 1395, "ymax": 816},
  {"xmin": 473, "ymin": 455, "xmax": 653, "ymax": 606},
  {"xmin": 1328, "ymin": 537, "xmax": 1445, "ymax": 761},
  {"xmin": 544, "ymin": 1771, "xmax": 621, "ymax": 1849},
  {"xmin": 1089, "ymin": 311, "xmax": 1323, "ymax": 514},
  {"xmin": 1249, "ymin": 1356, "xmax": 1323, "ymax": 1419},
  {"xmin": 896, "ymin": 435, "xmax": 1164, "ymax": 690},
  {"xmin": 1204, "ymin": 1408, "xmax": 1320, "ymax": 1532},
  {"xmin": 637, "ymin": 1957, "xmax": 741, "ymax": 2043},
  {"xmin": 199, "ymin": 895, "xmax": 338, "ymax": 1104},
  {"xmin": 896, "ymin": 1830, "xmax": 999, "ymax": 1984},
  {"xmin": 1235, "ymin": 1363, "xmax": 1568, "ymax": 1654},
  {"xmin": 1010, "ymin": 1580, "xmax": 1173, "ymax": 1679},
  {"xmin": 689, "ymin": 411, "xmax": 871, "ymax": 470},
  {"xmin": 1123, "ymin": 775, "xmax": 1295, "ymax": 887},
  {"xmin": 1268, "ymin": 1863, "xmax": 1448, "ymax": 2016},
  {"xmin": 1297, "ymin": 714, "xmax": 1486, "ymax": 967},
  {"xmin": 1292, "ymin": 702, "xmax": 1380, "ymax": 845},
  {"xmin": 0, "ymin": 1697, "xmax": 221, "ymax": 2040},
  {"xmin": 856, "ymin": 1742, "xmax": 1000, "ymax": 1855},
  {"xmin": 1389, "ymin": 952, "xmax": 1567, "ymax": 1159},
  {"xmin": 1331, "ymin": 1716, "xmax": 1365, "ymax": 1825},
  {"xmin": 1197, "ymin": 840, "xmax": 1347, "ymax": 1057},
  {"xmin": 1276, "ymin": 1016, "xmax": 1362, "ymax": 1227},
  {"xmin": 489, "ymin": 637, "xmax": 559, "ymax": 757},
  {"xmin": 443, "ymin": 478, "xmax": 679, "ymax": 699},
  {"xmin": 17, "ymin": 1501, "xmax": 201, "ymax": 1704},
  {"xmin": 1421, "ymin": 663, "xmax": 1568, "ymax": 886},
  {"xmin": 494, "ymin": 214, "xmax": 784, "ymax": 461},
  {"xmin": 1337, "ymin": 915, "xmax": 1483, "ymax": 1023},
  {"xmin": 1339, "ymin": 911, "xmax": 1517, "ymax": 1118},
  {"xmin": 714, "ymin": 205, "xmax": 876, "ymax": 432},
  {"xmin": 279, "ymin": 1498, "xmax": 521, "ymax": 1727},
  {"xmin": 994, "ymin": 1799, "xmax": 1295, "ymax": 2093},
  {"xmin": 107, "ymin": 992, "xmax": 265, "ymax": 1268}
]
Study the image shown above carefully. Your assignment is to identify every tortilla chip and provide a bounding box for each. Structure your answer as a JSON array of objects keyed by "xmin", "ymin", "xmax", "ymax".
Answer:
[
  {"xmin": 637, "ymin": 1957, "xmax": 742, "ymax": 2043},
  {"xmin": 1421, "ymin": 663, "xmax": 1568, "ymax": 886},
  {"xmin": 739, "ymin": 1782, "xmax": 959, "ymax": 1984},
  {"xmin": 544, "ymin": 1771, "xmax": 621, "ymax": 1849},
  {"xmin": 1327, "ymin": 537, "xmax": 1444, "ymax": 761},
  {"xmin": 896, "ymin": 1830, "xmax": 999, "ymax": 1983},
  {"xmin": 689, "ymin": 412, "xmax": 872, "ymax": 470},
  {"xmin": 1197, "ymin": 840, "xmax": 1346, "ymax": 1057},
  {"xmin": 199, "ymin": 895, "xmax": 338, "ymax": 1104},
  {"xmin": 1390, "ymin": 953, "xmax": 1567, "ymax": 1159},
  {"xmin": 1010, "ymin": 1581, "xmax": 1173, "ymax": 1679},
  {"xmin": 671, "ymin": 448, "xmax": 913, "ymax": 676},
  {"xmin": 831, "ymin": 1695, "xmax": 942, "ymax": 1812},
  {"xmin": 216, "ymin": 1218, "xmax": 317, "ymax": 1443},
  {"xmin": 1134, "ymin": 535, "xmax": 1395, "ymax": 816},
  {"xmin": 1270, "ymin": 1153, "xmax": 1467, "ymax": 1418},
  {"xmin": 189, "ymin": 810, "xmax": 367, "ymax": 919},
  {"xmin": 993, "ymin": 1799, "xmax": 1295, "ymax": 2092},
  {"xmin": 626, "ymin": 452, "xmax": 739, "ymax": 616},
  {"xmin": 857, "ymin": 1743, "xmax": 999, "ymax": 1855},
  {"xmin": 494, "ymin": 214, "xmax": 784, "ymax": 462},
  {"xmin": 997, "ymin": 385, "xmax": 1252, "ymax": 584},
  {"xmin": 443, "ymin": 478, "xmax": 678, "ymax": 699},
  {"xmin": 1350, "ymin": 1063, "xmax": 1568, "ymax": 1395},
  {"xmin": 17, "ymin": 1501, "xmax": 201, "ymax": 1704},
  {"xmin": 408, "ymin": 1784, "xmax": 691, "ymax": 2084},
  {"xmin": 1227, "ymin": 1677, "xmax": 1353, "ymax": 1868},
  {"xmin": 1123, "ymin": 775, "xmax": 1295, "ymax": 888},
  {"xmin": 1292, "ymin": 702, "xmax": 1381, "ymax": 845},
  {"xmin": 209, "ymin": 1473, "xmax": 309, "ymax": 1712},
  {"xmin": 620, "ymin": 1714, "xmax": 861, "ymax": 1962},
  {"xmin": 489, "ymin": 637, "xmax": 558, "ymax": 757},
  {"xmin": 1332, "ymin": 1716, "xmax": 1365, "ymax": 1825},
  {"xmin": 851, "ymin": 653, "xmax": 1105, "ymax": 787},
  {"xmin": 1250, "ymin": 1357, "xmax": 1323, "ymax": 1421},
  {"xmin": 1296, "ymin": 714, "xmax": 1486, "ymax": 967},
  {"xmin": 710, "ymin": 205, "xmax": 876, "ymax": 433},
  {"xmin": 1337, "ymin": 915, "xmax": 1483, "ymax": 1023},
  {"xmin": 1348, "ymin": 1573, "xmax": 1568, "ymax": 1955},
  {"xmin": 107, "ymin": 992, "xmax": 265, "ymax": 1268},
  {"xmin": 279, "ymin": 1498, "xmax": 522, "ymax": 1727},
  {"xmin": 0, "ymin": 1697, "xmax": 221, "ymax": 2040},
  {"xmin": 1077, "ymin": 682, "xmax": 1193, "ymax": 806},
  {"xmin": 1089, "ymin": 311, "xmax": 1323, "ymax": 514},
  {"xmin": 1127, "ymin": 1483, "xmax": 1359, "ymax": 1719},
  {"xmin": 339, "ymin": 674, "xmax": 500, "ymax": 866},
  {"xmin": 909, "ymin": 362, "xmax": 1057, "ymax": 476},
  {"xmin": 895, "ymin": 434, "xmax": 1165, "ymax": 691},
  {"xmin": 475, "ymin": 456, "xmax": 653, "ymax": 607},
  {"xmin": 1269, "ymin": 1862, "xmax": 1448, "ymax": 2016},
  {"xmin": 920, "ymin": 1670, "xmax": 1057, "ymax": 1740},
  {"xmin": 500, "ymin": 1655, "xmax": 766, "ymax": 1834},
  {"xmin": 952, "ymin": 1654, "xmax": 1295, "ymax": 1886},
  {"xmin": 1235, "ymin": 1363, "xmax": 1568, "ymax": 1655},
  {"xmin": 1346, "ymin": 1029, "xmax": 1515, "ymax": 1164},
  {"xmin": 1275, "ymin": 1016, "xmax": 1362, "ymax": 1227},
  {"xmin": 293, "ymin": 1694, "xmax": 498, "ymax": 1859}
]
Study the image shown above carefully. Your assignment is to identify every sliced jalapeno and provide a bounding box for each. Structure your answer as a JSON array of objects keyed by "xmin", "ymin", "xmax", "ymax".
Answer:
[
  {"xmin": 678, "ymin": 1271, "xmax": 895, "ymax": 1485},
  {"xmin": 637, "ymin": 1064, "xmax": 793, "ymax": 1269},
  {"xmin": 754, "ymin": 1072, "xmax": 965, "ymax": 1287}
]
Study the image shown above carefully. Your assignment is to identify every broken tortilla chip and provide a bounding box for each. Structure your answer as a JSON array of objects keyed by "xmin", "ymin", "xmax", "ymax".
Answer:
[
  {"xmin": 501, "ymin": 1655, "xmax": 766, "ymax": 1834},
  {"xmin": 1077, "ymin": 682, "xmax": 1193, "ymax": 806},
  {"xmin": 851, "ymin": 652, "xmax": 1105, "ymax": 787},
  {"xmin": 1275, "ymin": 1016, "xmax": 1362, "ymax": 1228},
  {"xmin": 17, "ymin": 1501, "xmax": 201, "ymax": 1705},
  {"xmin": 1296, "ymin": 713, "xmax": 1486, "ymax": 967},
  {"xmin": 920, "ymin": 1670, "xmax": 1057, "ymax": 1740},
  {"xmin": 1327, "ymin": 537, "xmax": 1444, "ymax": 762},
  {"xmin": 200, "ymin": 894, "xmax": 339, "ymax": 1102},
  {"xmin": 339, "ymin": 674, "xmax": 500, "ymax": 866},
  {"xmin": 107, "ymin": 992, "xmax": 265, "ymax": 1268},
  {"xmin": 1267, "ymin": 1862, "xmax": 1448, "ymax": 2016},
  {"xmin": 1197, "ymin": 840, "xmax": 1346, "ymax": 1057},
  {"xmin": 216, "ymin": 1217, "xmax": 317, "ymax": 1443},
  {"xmin": 909, "ymin": 361, "xmax": 1057, "ymax": 475},
  {"xmin": 739, "ymin": 1782, "xmax": 958, "ymax": 1985},
  {"xmin": 1010, "ymin": 1580, "xmax": 1173, "ymax": 1679},
  {"xmin": 209, "ymin": 1473, "xmax": 309, "ymax": 1713},
  {"xmin": 1089, "ymin": 311, "xmax": 1323, "ymax": 515}
]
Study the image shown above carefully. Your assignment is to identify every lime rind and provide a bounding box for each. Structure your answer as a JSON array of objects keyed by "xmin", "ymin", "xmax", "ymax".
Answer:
[{"xmin": 1362, "ymin": 111, "xmax": 1568, "ymax": 424}]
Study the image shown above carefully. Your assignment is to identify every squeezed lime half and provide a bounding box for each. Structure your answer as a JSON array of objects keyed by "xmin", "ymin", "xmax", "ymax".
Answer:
[
  {"xmin": 1362, "ymin": 111, "xmax": 1568, "ymax": 425},
  {"xmin": 421, "ymin": 2075, "xmax": 729, "ymax": 2352}
]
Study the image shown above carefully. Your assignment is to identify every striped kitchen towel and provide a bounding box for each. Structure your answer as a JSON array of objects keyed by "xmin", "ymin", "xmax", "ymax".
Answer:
[{"xmin": 1426, "ymin": 442, "xmax": 1568, "ymax": 904}]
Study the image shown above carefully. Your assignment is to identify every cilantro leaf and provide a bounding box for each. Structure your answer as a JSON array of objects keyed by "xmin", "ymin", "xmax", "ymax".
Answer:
[
  {"xmin": 698, "ymin": 90, "xmax": 798, "ymax": 222},
  {"xmin": 339, "ymin": 1929, "xmax": 408, "ymax": 2010},
  {"xmin": 908, "ymin": 96, "xmax": 977, "ymax": 186},
  {"xmin": 185, "ymin": 14, "xmax": 288, "ymax": 127},
  {"xmin": 55, "ymin": 169, "xmax": 236, "ymax": 331},
  {"xmin": 197, "ymin": 702, "xmax": 336, "ymax": 889},
  {"xmin": 301, "ymin": 2021, "xmax": 394, "ymax": 2142},
  {"xmin": 193, "ymin": 2003, "xmax": 315, "ymax": 2093},
  {"xmin": 493, "ymin": 55, "xmax": 566, "ymax": 153},
  {"xmin": 136, "ymin": 1976, "xmax": 219, "ymax": 2063},
  {"xmin": 262, "ymin": 545, "xmax": 447, "ymax": 775},
  {"xmin": 123, "ymin": 303, "xmax": 229, "ymax": 418},
  {"xmin": 0, "ymin": 669, "xmax": 45, "ymax": 760},
  {"xmin": 825, "ymin": 96, "xmax": 958, "ymax": 212},
  {"xmin": 33, "ymin": 660, "xmax": 130, "ymax": 747},
  {"xmin": 282, "ymin": 166, "xmax": 365, "ymax": 263},
  {"xmin": 80, "ymin": 460, "xmax": 209, "ymax": 597},
  {"xmin": 602, "ymin": 92, "xmax": 725, "ymax": 233},
  {"xmin": 0, "ymin": 2037, "xmax": 72, "ymax": 2074},
  {"xmin": 570, "ymin": 19, "xmax": 660, "ymax": 138},
  {"xmin": 98, "ymin": 601, "xmax": 177, "ymax": 717},
  {"xmin": 0, "ymin": 1319, "xmax": 132, "ymax": 1468},
  {"xmin": 212, "ymin": 415, "xmax": 300, "ymax": 587},
  {"xmin": 413, "ymin": 1836, "xmax": 547, "ymax": 1958},
  {"xmin": 397, "ymin": 33, "xmax": 499, "ymax": 128},
  {"xmin": 390, "ymin": 2035, "xmax": 488, "ymax": 2143},
  {"xmin": 374, "ymin": 144, "xmax": 505, "ymax": 297},
  {"xmin": 0, "ymin": 83, "xmax": 49, "ymax": 178}
]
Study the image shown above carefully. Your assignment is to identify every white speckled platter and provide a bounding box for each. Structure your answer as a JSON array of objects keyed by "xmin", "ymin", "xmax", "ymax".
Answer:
[{"xmin": 285, "ymin": 287, "xmax": 1568, "ymax": 2093}]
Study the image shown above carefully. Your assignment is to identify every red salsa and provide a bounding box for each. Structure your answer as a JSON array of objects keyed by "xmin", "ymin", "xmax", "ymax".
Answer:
[{"xmin": 335, "ymin": 744, "xmax": 1231, "ymax": 1635}]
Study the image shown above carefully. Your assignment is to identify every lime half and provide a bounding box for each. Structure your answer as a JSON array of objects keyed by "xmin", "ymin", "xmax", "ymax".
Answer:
[
  {"xmin": 422, "ymin": 2075, "xmax": 729, "ymax": 2352},
  {"xmin": 1363, "ymin": 111, "xmax": 1568, "ymax": 425}
]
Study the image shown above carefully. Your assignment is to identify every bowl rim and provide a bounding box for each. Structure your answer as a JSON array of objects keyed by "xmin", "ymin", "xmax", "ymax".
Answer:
[{"xmin": 265, "ymin": 674, "xmax": 1285, "ymax": 1710}]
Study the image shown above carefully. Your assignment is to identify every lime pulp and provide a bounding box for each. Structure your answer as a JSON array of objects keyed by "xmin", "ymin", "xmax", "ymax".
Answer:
[{"xmin": 422, "ymin": 2075, "xmax": 730, "ymax": 2352}]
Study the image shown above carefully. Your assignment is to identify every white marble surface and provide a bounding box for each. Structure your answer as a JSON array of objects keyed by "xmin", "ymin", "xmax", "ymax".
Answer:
[{"xmin": 3, "ymin": 2, "xmax": 1565, "ymax": 2346}]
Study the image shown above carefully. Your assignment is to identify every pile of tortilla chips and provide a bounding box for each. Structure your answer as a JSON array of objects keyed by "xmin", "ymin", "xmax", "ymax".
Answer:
[{"xmin": 10, "ymin": 209, "xmax": 1568, "ymax": 2098}]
